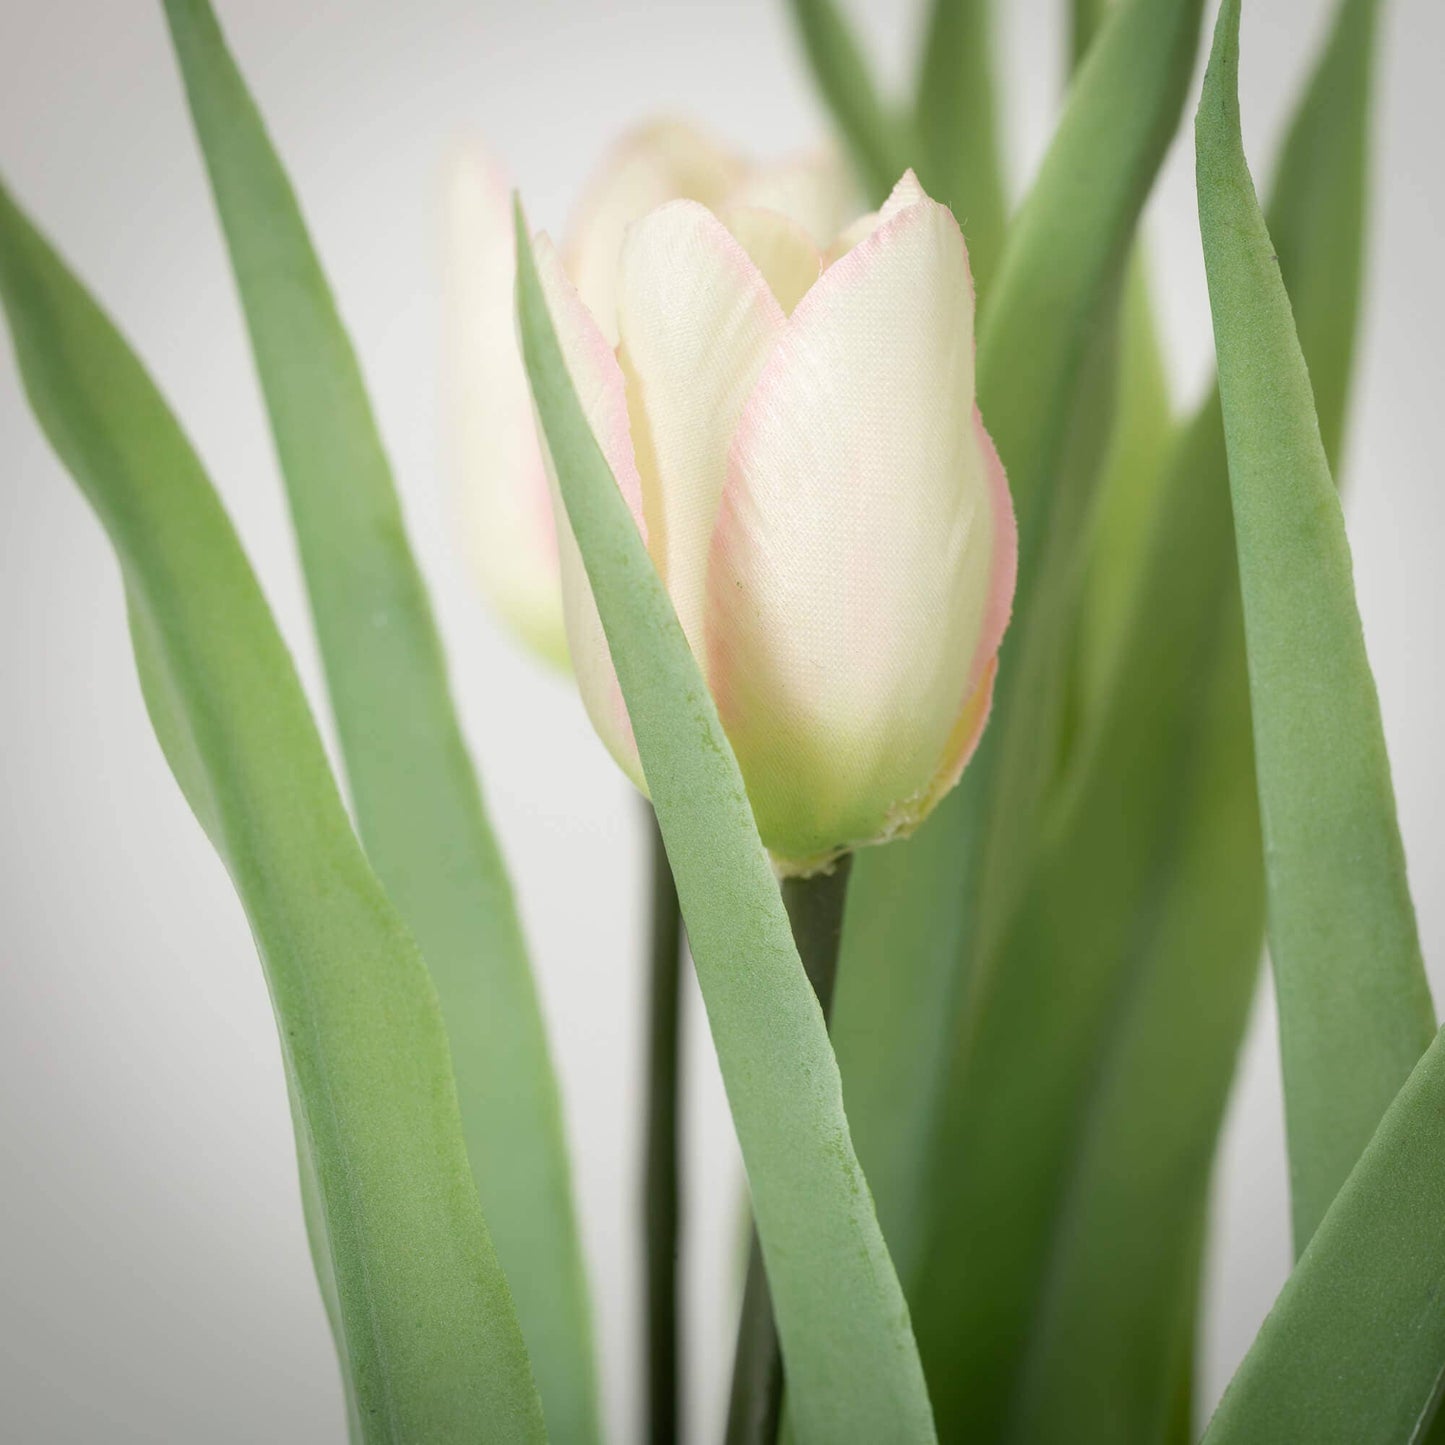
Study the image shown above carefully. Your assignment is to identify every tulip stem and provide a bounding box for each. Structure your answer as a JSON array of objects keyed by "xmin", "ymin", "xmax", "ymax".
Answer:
[
  {"xmin": 645, "ymin": 802, "xmax": 686, "ymax": 1445},
  {"xmin": 724, "ymin": 854, "xmax": 855, "ymax": 1445}
]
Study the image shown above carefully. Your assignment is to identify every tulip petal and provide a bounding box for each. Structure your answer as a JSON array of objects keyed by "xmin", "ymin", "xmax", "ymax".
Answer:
[
  {"xmin": 564, "ymin": 120, "xmax": 744, "ymax": 344},
  {"xmin": 532, "ymin": 233, "xmax": 649, "ymax": 790},
  {"xmin": 731, "ymin": 144, "xmax": 862, "ymax": 248},
  {"xmin": 722, "ymin": 205, "xmax": 822, "ymax": 315},
  {"xmin": 920, "ymin": 410, "xmax": 1017, "ymax": 803},
  {"xmin": 708, "ymin": 173, "xmax": 1015, "ymax": 871},
  {"xmin": 823, "ymin": 168, "xmax": 930, "ymax": 264},
  {"xmin": 614, "ymin": 201, "xmax": 786, "ymax": 658},
  {"xmin": 445, "ymin": 146, "xmax": 569, "ymax": 667}
]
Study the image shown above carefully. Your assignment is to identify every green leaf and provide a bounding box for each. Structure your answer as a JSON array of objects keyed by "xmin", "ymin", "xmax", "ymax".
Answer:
[
  {"xmin": 912, "ymin": 0, "xmax": 1009, "ymax": 291},
  {"xmin": 0, "ymin": 180, "xmax": 544, "ymax": 1444},
  {"xmin": 998, "ymin": 395, "xmax": 1262, "ymax": 1445},
  {"xmin": 1203, "ymin": 1023, "xmax": 1445, "ymax": 1444},
  {"xmin": 1069, "ymin": 0, "xmax": 1115, "ymax": 66},
  {"xmin": 843, "ymin": 1, "xmax": 1385, "ymax": 1435},
  {"xmin": 159, "ymin": 4, "xmax": 598, "ymax": 1430},
  {"xmin": 513, "ymin": 204, "xmax": 936, "ymax": 1445},
  {"xmin": 1197, "ymin": 0, "xmax": 1434, "ymax": 1251},
  {"xmin": 1074, "ymin": 251, "xmax": 1175, "ymax": 721},
  {"xmin": 1265, "ymin": 0, "xmax": 1381, "ymax": 473},
  {"xmin": 783, "ymin": 0, "xmax": 916, "ymax": 206},
  {"xmin": 953, "ymin": 0, "xmax": 1203, "ymax": 975}
]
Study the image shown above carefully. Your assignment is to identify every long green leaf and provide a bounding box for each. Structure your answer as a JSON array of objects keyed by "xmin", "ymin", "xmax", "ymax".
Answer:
[
  {"xmin": 1203, "ymin": 1023, "xmax": 1445, "ymax": 1444},
  {"xmin": 784, "ymin": 0, "xmax": 916, "ymax": 205},
  {"xmin": 513, "ymin": 206, "xmax": 936, "ymax": 1445},
  {"xmin": 159, "ymin": 4, "xmax": 597, "ymax": 1430},
  {"xmin": 1010, "ymin": 1, "xmax": 1394, "ymax": 1435},
  {"xmin": 0, "ymin": 180, "xmax": 544, "ymax": 1444},
  {"xmin": 1197, "ymin": 0, "xmax": 1434, "ymax": 1250},
  {"xmin": 913, "ymin": 0, "xmax": 1009, "ymax": 291}
]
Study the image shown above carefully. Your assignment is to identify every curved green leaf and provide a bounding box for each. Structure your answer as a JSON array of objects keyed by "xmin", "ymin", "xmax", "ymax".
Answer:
[
  {"xmin": 1203, "ymin": 1024, "xmax": 1445, "ymax": 1444},
  {"xmin": 159, "ymin": 4, "xmax": 597, "ymax": 1431},
  {"xmin": 783, "ymin": 0, "xmax": 916, "ymax": 205},
  {"xmin": 913, "ymin": 0, "xmax": 1008, "ymax": 291},
  {"xmin": 0, "ymin": 180, "xmax": 544, "ymax": 1444},
  {"xmin": 514, "ymin": 206, "xmax": 936, "ymax": 1445},
  {"xmin": 1197, "ymin": 0, "xmax": 1434, "ymax": 1251}
]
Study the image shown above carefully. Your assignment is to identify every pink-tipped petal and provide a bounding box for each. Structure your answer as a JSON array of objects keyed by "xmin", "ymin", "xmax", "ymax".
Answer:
[
  {"xmin": 444, "ymin": 143, "xmax": 568, "ymax": 667},
  {"xmin": 706, "ymin": 174, "xmax": 1014, "ymax": 868},
  {"xmin": 614, "ymin": 201, "xmax": 786, "ymax": 659},
  {"xmin": 532, "ymin": 234, "xmax": 649, "ymax": 791},
  {"xmin": 822, "ymin": 169, "xmax": 932, "ymax": 265},
  {"xmin": 564, "ymin": 119, "xmax": 744, "ymax": 345}
]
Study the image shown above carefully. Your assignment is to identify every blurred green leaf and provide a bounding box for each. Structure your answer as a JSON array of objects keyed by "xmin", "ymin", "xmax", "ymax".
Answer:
[
  {"xmin": 513, "ymin": 206, "xmax": 936, "ymax": 1445},
  {"xmin": 1074, "ymin": 253, "xmax": 1175, "ymax": 721},
  {"xmin": 1012, "ymin": 0, "xmax": 1398, "ymax": 1435},
  {"xmin": 0, "ymin": 180, "xmax": 544, "ymax": 1444},
  {"xmin": 1202, "ymin": 1022, "xmax": 1445, "ymax": 1444},
  {"xmin": 160, "ymin": 4, "xmax": 598, "ymax": 1431},
  {"xmin": 913, "ymin": 0, "xmax": 1008, "ymax": 290},
  {"xmin": 1197, "ymin": 0, "xmax": 1433, "ymax": 1251},
  {"xmin": 841, "ymin": 0, "xmax": 1397, "ymax": 1434},
  {"xmin": 831, "ymin": 11, "xmax": 1203, "ymax": 1425},
  {"xmin": 999, "ymin": 396, "xmax": 1261, "ymax": 1445},
  {"xmin": 783, "ymin": 0, "xmax": 916, "ymax": 205},
  {"xmin": 953, "ymin": 0, "xmax": 1203, "ymax": 973},
  {"xmin": 1265, "ymin": 0, "xmax": 1380, "ymax": 472},
  {"xmin": 1070, "ymin": 0, "xmax": 1115, "ymax": 66}
]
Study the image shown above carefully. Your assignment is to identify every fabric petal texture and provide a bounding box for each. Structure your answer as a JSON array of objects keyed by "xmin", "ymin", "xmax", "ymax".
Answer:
[
  {"xmin": 445, "ymin": 145, "xmax": 569, "ymax": 667},
  {"xmin": 706, "ymin": 173, "xmax": 1015, "ymax": 872},
  {"xmin": 615, "ymin": 201, "xmax": 786, "ymax": 656}
]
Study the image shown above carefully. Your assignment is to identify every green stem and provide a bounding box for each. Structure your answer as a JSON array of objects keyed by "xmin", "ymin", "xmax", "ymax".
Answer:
[
  {"xmin": 724, "ymin": 855, "xmax": 855, "ymax": 1445},
  {"xmin": 644, "ymin": 803, "xmax": 685, "ymax": 1445}
]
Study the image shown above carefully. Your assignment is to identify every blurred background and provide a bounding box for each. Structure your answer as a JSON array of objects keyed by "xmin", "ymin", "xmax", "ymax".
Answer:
[{"xmin": 1, "ymin": 0, "xmax": 1441, "ymax": 1439}]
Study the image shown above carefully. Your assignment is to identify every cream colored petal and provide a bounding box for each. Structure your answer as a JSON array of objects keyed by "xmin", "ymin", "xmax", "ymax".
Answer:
[
  {"xmin": 706, "ymin": 172, "xmax": 1015, "ymax": 870},
  {"xmin": 720, "ymin": 205, "xmax": 822, "ymax": 315},
  {"xmin": 564, "ymin": 119, "xmax": 744, "ymax": 344},
  {"xmin": 444, "ymin": 143, "xmax": 568, "ymax": 667},
  {"xmin": 822, "ymin": 168, "xmax": 929, "ymax": 265},
  {"xmin": 531, "ymin": 233, "xmax": 649, "ymax": 792},
  {"xmin": 730, "ymin": 143, "xmax": 863, "ymax": 248},
  {"xmin": 614, "ymin": 200, "xmax": 786, "ymax": 659}
]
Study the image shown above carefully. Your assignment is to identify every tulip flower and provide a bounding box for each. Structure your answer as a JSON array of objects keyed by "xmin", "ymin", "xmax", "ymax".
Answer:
[
  {"xmin": 528, "ymin": 170, "xmax": 1017, "ymax": 874},
  {"xmin": 445, "ymin": 120, "xmax": 859, "ymax": 670}
]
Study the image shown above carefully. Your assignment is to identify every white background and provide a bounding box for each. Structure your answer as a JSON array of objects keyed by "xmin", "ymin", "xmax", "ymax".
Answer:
[{"xmin": 2, "ymin": 0, "xmax": 1442, "ymax": 1439}]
